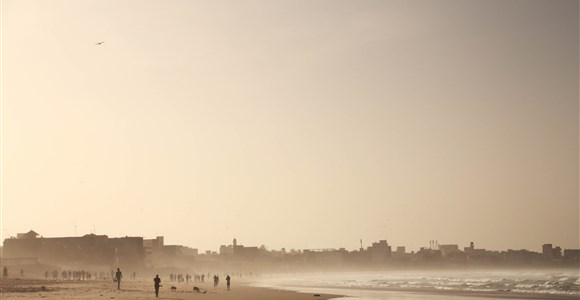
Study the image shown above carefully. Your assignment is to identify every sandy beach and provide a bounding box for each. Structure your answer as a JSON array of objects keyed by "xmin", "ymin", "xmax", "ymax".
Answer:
[
  {"xmin": 4, "ymin": 277, "xmax": 580, "ymax": 300},
  {"xmin": 0, "ymin": 278, "xmax": 340, "ymax": 300}
]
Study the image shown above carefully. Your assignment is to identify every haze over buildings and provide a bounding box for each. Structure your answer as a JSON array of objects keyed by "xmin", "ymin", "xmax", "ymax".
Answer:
[
  {"xmin": 1, "ymin": 0, "xmax": 579, "ymax": 252},
  {"xmin": 2, "ymin": 230, "xmax": 579, "ymax": 272}
]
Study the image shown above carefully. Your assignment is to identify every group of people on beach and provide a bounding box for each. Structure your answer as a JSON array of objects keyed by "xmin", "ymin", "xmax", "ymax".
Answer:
[
  {"xmin": 212, "ymin": 274, "xmax": 232, "ymax": 290},
  {"xmin": 168, "ymin": 272, "xmax": 207, "ymax": 283},
  {"xmin": 4, "ymin": 265, "xmax": 236, "ymax": 298},
  {"xmin": 110, "ymin": 268, "xmax": 234, "ymax": 298},
  {"xmin": 44, "ymin": 269, "xmax": 94, "ymax": 280},
  {"xmin": 38, "ymin": 268, "xmax": 135, "ymax": 281},
  {"xmin": 2, "ymin": 267, "xmax": 23, "ymax": 278},
  {"xmin": 169, "ymin": 272, "xmax": 192, "ymax": 283},
  {"xmin": 150, "ymin": 271, "xmax": 231, "ymax": 297}
]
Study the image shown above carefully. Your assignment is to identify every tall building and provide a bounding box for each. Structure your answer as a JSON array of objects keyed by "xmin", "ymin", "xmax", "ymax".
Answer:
[
  {"xmin": 367, "ymin": 240, "xmax": 392, "ymax": 261},
  {"xmin": 542, "ymin": 244, "xmax": 553, "ymax": 260}
]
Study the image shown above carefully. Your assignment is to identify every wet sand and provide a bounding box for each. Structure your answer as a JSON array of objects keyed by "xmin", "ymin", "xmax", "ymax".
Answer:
[
  {"xmin": 0, "ymin": 278, "xmax": 340, "ymax": 299},
  {"xmin": 263, "ymin": 285, "xmax": 580, "ymax": 300}
]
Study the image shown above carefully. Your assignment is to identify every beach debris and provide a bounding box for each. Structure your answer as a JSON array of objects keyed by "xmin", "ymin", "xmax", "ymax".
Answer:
[
  {"xmin": 193, "ymin": 286, "xmax": 207, "ymax": 293},
  {"xmin": 40, "ymin": 286, "xmax": 47, "ymax": 291},
  {"xmin": 313, "ymin": 294, "xmax": 321, "ymax": 297},
  {"xmin": 171, "ymin": 286, "xmax": 177, "ymax": 291}
]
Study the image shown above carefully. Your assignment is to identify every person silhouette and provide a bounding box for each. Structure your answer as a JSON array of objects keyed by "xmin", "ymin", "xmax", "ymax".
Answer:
[
  {"xmin": 226, "ymin": 275, "xmax": 231, "ymax": 291},
  {"xmin": 153, "ymin": 274, "xmax": 161, "ymax": 297},
  {"xmin": 115, "ymin": 268, "xmax": 122, "ymax": 290},
  {"xmin": 2, "ymin": 267, "xmax": 7, "ymax": 278}
]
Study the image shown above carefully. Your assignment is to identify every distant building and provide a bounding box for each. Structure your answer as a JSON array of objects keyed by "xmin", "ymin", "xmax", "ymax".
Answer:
[
  {"xmin": 505, "ymin": 249, "xmax": 542, "ymax": 265},
  {"xmin": 236, "ymin": 246, "xmax": 259, "ymax": 259},
  {"xmin": 163, "ymin": 245, "xmax": 198, "ymax": 256},
  {"xmin": 367, "ymin": 240, "xmax": 392, "ymax": 261},
  {"xmin": 16, "ymin": 230, "xmax": 39, "ymax": 240},
  {"xmin": 542, "ymin": 244, "xmax": 553, "ymax": 260},
  {"xmin": 464, "ymin": 241, "xmax": 475, "ymax": 253},
  {"xmin": 219, "ymin": 244, "xmax": 233, "ymax": 255},
  {"xmin": 220, "ymin": 238, "xmax": 259, "ymax": 260},
  {"xmin": 563, "ymin": 249, "xmax": 580, "ymax": 263},
  {"xmin": 439, "ymin": 244, "xmax": 459, "ymax": 257},
  {"xmin": 3, "ymin": 231, "xmax": 145, "ymax": 269},
  {"xmin": 391, "ymin": 246, "xmax": 406, "ymax": 259},
  {"xmin": 416, "ymin": 247, "xmax": 443, "ymax": 262},
  {"xmin": 143, "ymin": 236, "xmax": 165, "ymax": 268},
  {"xmin": 143, "ymin": 236, "xmax": 197, "ymax": 268},
  {"xmin": 552, "ymin": 247, "xmax": 562, "ymax": 259}
]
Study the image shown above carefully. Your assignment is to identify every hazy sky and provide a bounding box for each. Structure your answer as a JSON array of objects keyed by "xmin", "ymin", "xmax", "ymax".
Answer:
[{"xmin": 1, "ymin": 0, "xmax": 578, "ymax": 252}]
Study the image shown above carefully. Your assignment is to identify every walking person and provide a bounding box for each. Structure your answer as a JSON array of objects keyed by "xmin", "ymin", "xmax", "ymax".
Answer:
[
  {"xmin": 115, "ymin": 268, "xmax": 123, "ymax": 290},
  {"xmin": 153, "ymin": 274, "xmax": 161, "ymax": 297},
  {"xmin": 226, "ymin": 274, "xmax": 231, "ymax": 291}
]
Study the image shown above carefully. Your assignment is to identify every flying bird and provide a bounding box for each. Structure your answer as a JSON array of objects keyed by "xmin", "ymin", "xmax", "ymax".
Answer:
[{"xmin": 95, "ymin": 41, "xmax": 105, "ymax": 45}]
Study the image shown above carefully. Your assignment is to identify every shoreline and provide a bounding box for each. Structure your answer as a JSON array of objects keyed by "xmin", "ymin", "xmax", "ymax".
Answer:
[{"xmin": 253, "ymin": 283, "xmax": 580, "ymax": 300}]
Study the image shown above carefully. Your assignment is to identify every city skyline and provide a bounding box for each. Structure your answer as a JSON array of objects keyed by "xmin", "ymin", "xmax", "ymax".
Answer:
[
  {"xmin": 2, "ymin": 229, "xmax": 575, "ymax": 255},
  {"xmin": 2, "ymin": 0, "xmax": 579, "ymax": 253}
]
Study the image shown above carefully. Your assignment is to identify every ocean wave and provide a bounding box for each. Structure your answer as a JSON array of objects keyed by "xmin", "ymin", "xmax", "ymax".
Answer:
[{"xmin": 259, "ymin": 270, "xmax": 580, "ymax": 296}]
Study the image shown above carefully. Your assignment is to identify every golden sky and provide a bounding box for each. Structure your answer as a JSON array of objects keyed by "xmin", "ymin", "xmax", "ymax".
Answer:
[{"xmin": 1, "ymin": 0, "xmax": 578, "ymax": 252}]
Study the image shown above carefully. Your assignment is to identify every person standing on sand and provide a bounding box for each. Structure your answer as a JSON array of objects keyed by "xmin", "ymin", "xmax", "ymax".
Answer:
[
  {"xmin": 226, "ymin": 275, "xmax": 231, "ymax": 291},
  {"xmin": 115, "ymin": 268, "xmax": 123, "ymax": 290},
  {"xmin": 153, "ymin": 274, "xmax": 161, "ymax": 297},
  {"xmin": 3, "ymin": 267, "xmax": 7, "ymax": 278}
]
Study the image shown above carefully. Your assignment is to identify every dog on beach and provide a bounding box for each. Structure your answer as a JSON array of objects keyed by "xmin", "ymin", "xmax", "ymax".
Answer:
[
  {"xmin": 171, "ymin": 286, "xmax": 177, "ymax": 292},
  {"xmin": 193, "ymin": 286, "xmax": 206, "ymax": 294}
]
